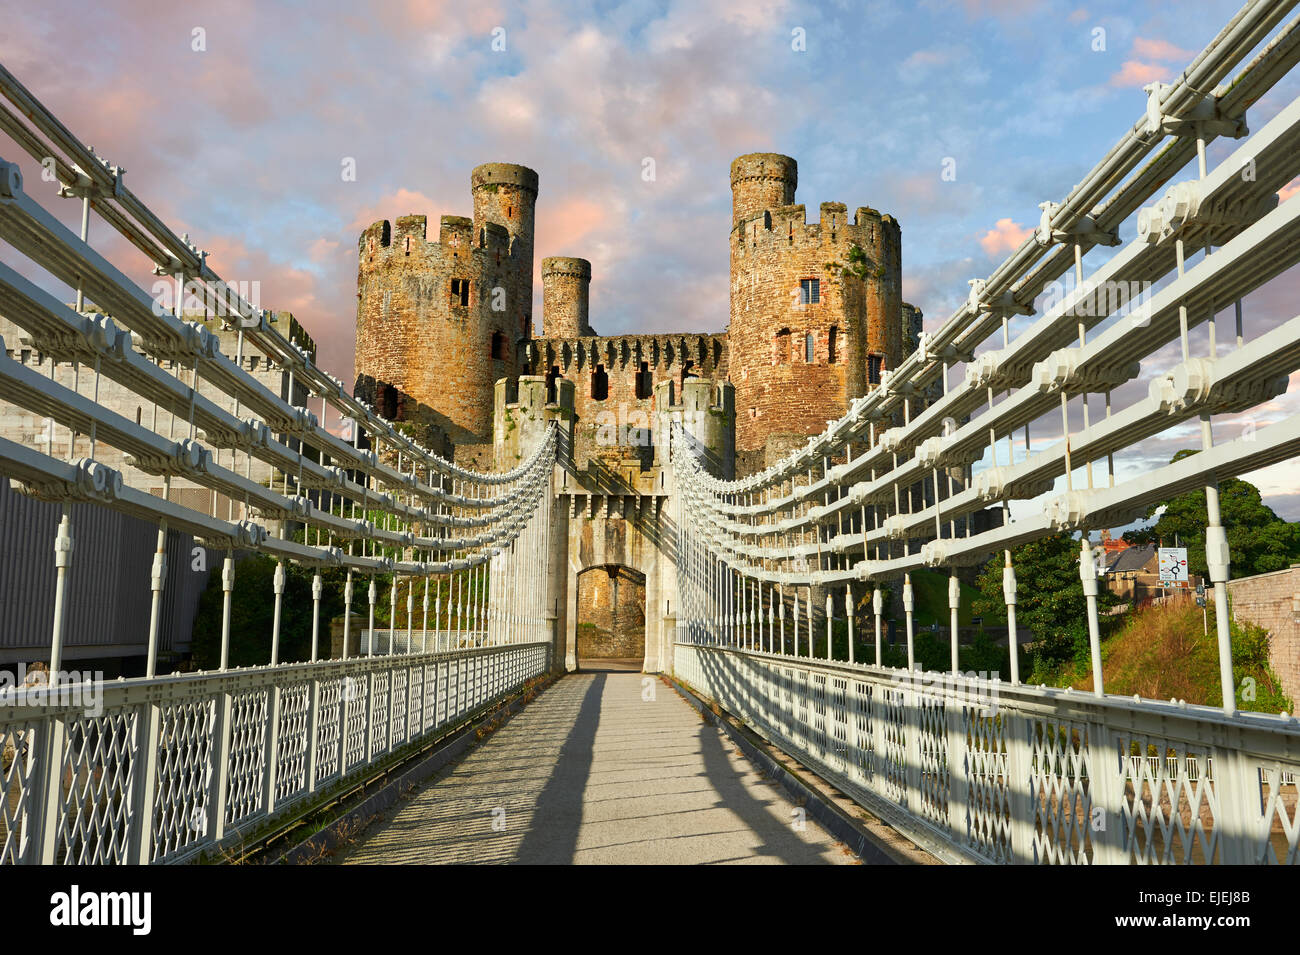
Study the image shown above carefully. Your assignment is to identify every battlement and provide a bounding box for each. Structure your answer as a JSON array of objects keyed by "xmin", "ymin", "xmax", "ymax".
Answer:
[
  {"xmin": 471, "ymin": 162, "xmax": 539, "ymax": 194},
  {"xmin": 732, "ymin": 202, "xmax": 901, "ymax": 255},
  {"xmin": 542, "ymin": 256, "xmax": 592, "ymax": 279},
  {"xmin": 530, "ymin": 332, "xmax": 727, "ymax": 376},
  {"xmin": 439, "ymin": 215, "xmax": 471, "ymax": 244},
  {"xmin": 358, "ymin": 213, "xmax": 514, "ymax": 268}
]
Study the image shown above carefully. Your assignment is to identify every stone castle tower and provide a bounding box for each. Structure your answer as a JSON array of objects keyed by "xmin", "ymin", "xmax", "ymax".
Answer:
[
  {"xmin": 727, "ymin": 153, "xmax": 903, "ymax": 471},
  {"xmin": 353, "ymin": 151, "xmax": 910, "ymax": 475},
  {"xmin": 354, "ymin": 162, "xmax": 538, "ymax": 456}
]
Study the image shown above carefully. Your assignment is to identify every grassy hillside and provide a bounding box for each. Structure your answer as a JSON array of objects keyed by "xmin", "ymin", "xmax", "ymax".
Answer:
[{"xmin": 1050, "ymin": 599, "xmax": 1292, "ymax": 714}]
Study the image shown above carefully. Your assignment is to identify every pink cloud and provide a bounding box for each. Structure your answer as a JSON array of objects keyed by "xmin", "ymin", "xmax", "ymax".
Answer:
[
  {"xmin": 535, "ymin": 196, "xmax": 609, "ymax": 258},
  {"xmin": 1132, "ymin": 37, "xmax": 1194, "ymax": 62},
  {"xmin": 955, "ymin": 0, "xmax": 1042, "ymax": 18},
  {"xmin": 307, "ymin": 237, "xmax": 342, "ymax": 263},
  {"xmin": 347, "ymin": 189, "xmax": 446, "ymax": 233},
  {"xmin": 1067, "ymin": 8, "xmax": 1089, "ymax": 24},
  {"xmin": 1110, "ymin": 61, "xmax": 1166, "ymax": 88},
  {"xmin": 1279, "ymin": 177, "xmax": 1300, "ymax": 202},
  {"xmin": 903, "ymin": 48, "xmax": 950, "ymax": 69},
  {"xmin": 979, "ymin": 218, "xmax": 1033, "ymax": 256}
]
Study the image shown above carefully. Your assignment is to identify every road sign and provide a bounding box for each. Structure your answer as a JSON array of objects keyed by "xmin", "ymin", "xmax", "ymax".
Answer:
[{"xmin": 1158, "ymin": 547, "xmax": 1189, "ymax": 583}]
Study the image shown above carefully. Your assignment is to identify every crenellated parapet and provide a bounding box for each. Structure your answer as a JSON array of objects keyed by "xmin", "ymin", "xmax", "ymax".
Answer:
[
  {"xmin": 653, "ymin": 377, "xmax": 734, "ymax": 479},
  {"xmin": 528, "ymin": 332, "xmax": 726, "ymax": 378}
]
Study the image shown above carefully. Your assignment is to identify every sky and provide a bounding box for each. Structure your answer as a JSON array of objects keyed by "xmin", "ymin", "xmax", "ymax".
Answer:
[{"xmin": 1, "ymin": 0, "xmax": 1298, "ymax": 522}]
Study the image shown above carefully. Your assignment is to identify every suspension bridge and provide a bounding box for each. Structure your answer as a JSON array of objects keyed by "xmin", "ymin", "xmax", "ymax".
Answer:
[{"xmin": 3, "ymin": 0, "xmax": 1300, "ymax": 865}]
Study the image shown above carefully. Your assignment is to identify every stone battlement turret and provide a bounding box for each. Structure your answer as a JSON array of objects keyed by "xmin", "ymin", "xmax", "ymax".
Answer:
[
  {"xmin": 730, "ymin": 152, "xmax": 798, "ymax": 226},
  {"xmin": 354, "ymin": 161, "xmax": 538, "ymax": 450}
]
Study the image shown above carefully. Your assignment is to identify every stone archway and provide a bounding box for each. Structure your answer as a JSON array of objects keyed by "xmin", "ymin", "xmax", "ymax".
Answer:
[
  {"xmin": 575, "ymin": 564, "xmax": 646, "ymax": 670},
  {"xmin": 558, "ymin": 495, "xmax": 673, "ymax": 675}
]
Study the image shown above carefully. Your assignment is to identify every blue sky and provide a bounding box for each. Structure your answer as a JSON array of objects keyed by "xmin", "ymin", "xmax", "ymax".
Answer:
[{"xmin": 3, "ymin": 0, "xmax": 1298, "ymax": 519}]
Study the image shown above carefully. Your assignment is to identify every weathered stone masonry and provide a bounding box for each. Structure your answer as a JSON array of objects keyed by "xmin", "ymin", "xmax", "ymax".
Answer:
[{"xmin": 353, "ymin": 152, "xmax": 918, "ymax": 670}]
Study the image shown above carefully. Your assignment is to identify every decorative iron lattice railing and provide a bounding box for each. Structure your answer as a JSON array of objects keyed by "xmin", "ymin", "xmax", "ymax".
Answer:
[
  {"xmin": 0, "ymin": 643, "xmax": 549, "ymax": 864},
  {"xmin": 669, "ymin": 0, "xmax": 1300, "ymax": 864},
  {"xmin": 675, "ymin": 644, "xmax": 1300, "ymax": 865},
  {"xmin": 0, "ymin": 52, "xmax": 558, "ymax": 863}
]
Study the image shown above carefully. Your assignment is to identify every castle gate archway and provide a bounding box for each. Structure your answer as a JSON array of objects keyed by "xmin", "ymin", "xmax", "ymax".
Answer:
[
  {"xmin": 556, "ymin": 493, "xmax": 674, "ymax": 675},
  {"xmin": 575, "ymin": 565, "xmax": 646, "ymax": 670}
]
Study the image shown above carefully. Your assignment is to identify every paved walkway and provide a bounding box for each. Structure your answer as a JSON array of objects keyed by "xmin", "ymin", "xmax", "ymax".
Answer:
[{"xmin": 337, "ymin": 672, "xmax": 856, "ymax": 865}]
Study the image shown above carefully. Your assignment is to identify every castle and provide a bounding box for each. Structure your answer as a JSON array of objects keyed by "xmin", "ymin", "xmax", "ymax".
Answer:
[
  {"xmin": 352, "ymin": 153, "xmax": 925, "ymax": 666},
  {"xmin": 353, "ymin": 153, "xmax": 923, "ymax": 478}
]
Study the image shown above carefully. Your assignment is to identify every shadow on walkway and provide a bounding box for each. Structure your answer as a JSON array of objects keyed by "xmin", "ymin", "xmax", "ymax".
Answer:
[
  {"xmin": 513, "ymin": 674, "xmax": 605, "ymax": 863},
  {"xmin": 336, "ymin": 673, "xmax": 853, "ymax": 865}
]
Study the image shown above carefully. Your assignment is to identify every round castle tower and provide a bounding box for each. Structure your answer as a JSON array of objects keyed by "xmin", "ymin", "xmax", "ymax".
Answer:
[
  {"xmin": 354, "ymin": 162, "xmax": 538, "ymax": 444},
  {"xmin": 730, "ymin": 153, "xmax": 797, "ymax": 226},
  {"xmin": 541, "ymin": 256, "xmax": 595, "ymax": 337},
  {"xmin": 727, "ymin": 152, "xmax": 902, "ymax": 465}
]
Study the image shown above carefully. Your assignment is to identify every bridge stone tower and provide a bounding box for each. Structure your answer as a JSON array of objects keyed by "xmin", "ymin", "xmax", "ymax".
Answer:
[{"xmin": 727, "ymin": 152, "xmax": 903, "ymax": 473}]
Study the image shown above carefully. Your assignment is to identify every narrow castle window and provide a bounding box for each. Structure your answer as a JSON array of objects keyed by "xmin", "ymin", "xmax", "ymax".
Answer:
[
  {"xmin": 805, "ymin": 332, "xmax": 815, "ymax": 363},
  {"xmin": 491, "ymin": 331, "xmax": 507, "ymax": 361},
  {"xmin": 868, "ymin": 354, "xmax": 884, "ymax": 385},
  {"xmin": 591, "ymin": 364, "xmax": 609, "ymax": 401},
  {"xmin": 404, "ymin": 236, "xmax": 411, "ymax": 256},
  {"xmin": 635, "ymin": 361, "xmax": 653, "ymax": 400},
  {"xmin": 828, "ymin": 326, "xmax": 838, "ymax": 363},
  {"xmin": 451, "ymin": 278, "xmax": 470, "ymax": 307},
  {"xmin": 546, "ymin": 365, "xmax": 561, "ymax": 404},
  {"xmin": 800, "ymin": 278, "xmax": 820, "ymax": 304}
]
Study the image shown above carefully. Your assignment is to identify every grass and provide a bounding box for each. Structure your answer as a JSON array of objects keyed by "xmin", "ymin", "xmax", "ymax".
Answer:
[{"xmin": 1054, "ymin": 599, "xmax": 1293, "ymax": 714}]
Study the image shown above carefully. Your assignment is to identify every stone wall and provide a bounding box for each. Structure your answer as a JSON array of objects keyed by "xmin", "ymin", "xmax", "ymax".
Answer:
[
  {"xmin": 1227, "ymin": 565, "xmax": 1300, "ymax": 704},
  {"xmin": 529, "ymin": 333, "xmax": 728, "ymax": 475}
]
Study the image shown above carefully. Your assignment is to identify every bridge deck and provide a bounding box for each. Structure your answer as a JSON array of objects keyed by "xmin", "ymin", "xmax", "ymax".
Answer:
[{"xmin": 337, "ymin": 671, "xmax": 856, "ymax": 864}]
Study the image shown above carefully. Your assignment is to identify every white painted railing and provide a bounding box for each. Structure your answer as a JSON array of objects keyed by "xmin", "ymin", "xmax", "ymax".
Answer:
[
  {"xmin": 0, "ymin": 641, "xmax": 549, "ymax": 864},
  {"xmin": 675, "ymin": 642, "xmax": 1300, "ymax": 864}
]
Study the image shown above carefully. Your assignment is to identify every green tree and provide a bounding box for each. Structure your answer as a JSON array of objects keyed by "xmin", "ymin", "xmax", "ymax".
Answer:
[
  {"xmin": 190, "ymin": 553, "xmax": 347, "ymax": 669},
  {"xmin": 1123, "ymin": 449, "xmax": 1300, "ymax": 579},
  {"xmin": 972, "ymin": 534, "xmax": 1117, "ymax": 676}
]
